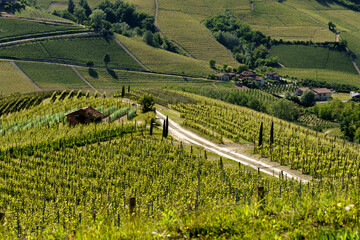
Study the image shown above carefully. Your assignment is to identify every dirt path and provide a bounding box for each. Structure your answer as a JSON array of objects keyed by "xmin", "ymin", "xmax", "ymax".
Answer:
[
  {"xmin": 0, "ymin": 32, "xmax": 94, "ymax": 46},
  {"xmin": 157, "ymin": 111, "xmax": 311, "ymax": 182},
  {"xmin": 70, "ymin": 66, "xmax": 101, "ymax": 94},
  {"xmin": 10, "ymin": 60, "xmax": 42, "ymax": 90},
  {"xmin": 153, "ymin": 0, "xmax": 194, "ymax": 58},
  {"xmin": 114, "ymin": 37, "xmax": 150, "ymax": 71}
]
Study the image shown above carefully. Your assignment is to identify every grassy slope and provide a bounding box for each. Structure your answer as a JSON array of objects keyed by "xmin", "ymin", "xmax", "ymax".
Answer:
[
  {"xmin": 269, "ymin": 45, "xmax": 356, "ymax": 73},
  {"xmin": 115, "ymin": 34, "xmax": 215, "ymax": 77},
  {"xmin": 277, "ymin": 68, "xmax": 360, "ymax": 87},
  {"xmin": 0, "ymin": 61, "xmax": 38, "ymax": 94},
  {"xmin": 16, "ymin": 62, "xmax": 88, "ymax": 90},
  {"xmin": 15, "ymin": 7, "xmax": 74, "ymax": 22},
  {"xmin": 76, "ymin": 67, "xmax": 211, "ymax": 91},
  {"xmin": 0, "ymin": 17, "xmax": 82, "ymax": 41},
  {"xmin": 156, "ymin": 0, "xmax": 240, "ymax": 66},
  {"xmin": 0, "ymin": 37, "xmax": 144, "ymax": 70}
]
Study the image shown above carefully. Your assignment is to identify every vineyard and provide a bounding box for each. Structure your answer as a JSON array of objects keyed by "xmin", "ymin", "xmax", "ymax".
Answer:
[{"xmin": 0, "ymin": 91, "xmax": 359, "ymax": 238}]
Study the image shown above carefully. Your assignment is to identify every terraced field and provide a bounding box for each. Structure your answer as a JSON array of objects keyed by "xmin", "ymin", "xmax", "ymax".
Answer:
[
  {"xmin": 116, "ymin": 34, "xmax": 214, "ymax": 77},
  {"xmin": 16, "ymin": 62, "xmax": 88, "ymax": 90},
  {"xmin": 277, "ymin": 68, "xmax": 360, "ymax": 87},
  {"xmin": 0, "ymin": 37, "xmax": 144, "ymax": 70},
  {"xmin": 269, "ymin": 45, "xmax": 356, "ymax": 73},
  {"xmin": 0, "ymin": 18, "xmax": 83, "ymax": 42},
  {"xmin": 125, "ymin": 0, "xmax": 155, "ymax": 15},
  {"xmin": 76, "ymin": 67, "xmax": 211, "ymax": 91},
  {"xmin": 0, "ymin": 61, "xmax": 38, "ymax": 94},
  {"xmin": 15, "ymin": 7, "xmax": 73, "ymax": 22}
]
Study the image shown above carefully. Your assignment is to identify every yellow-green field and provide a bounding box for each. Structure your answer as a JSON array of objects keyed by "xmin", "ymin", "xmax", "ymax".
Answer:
[
  {"xmin": 115, "ymin": 34, "xmax": 215, "ymax": 77},
  {"xmin": 0, "ymin": 61, "xmax": 38, "ymax": 95},
  {"xmin": 331, "ymin": 92, "xmax": 351, "ymax": 101},
  {"xmin": 125, "ymin": 0, "xmax": 155, "ymax": 15},
  {"xmin": 278, "ymin": 68, "xmax": 360, "ymax": 87}
]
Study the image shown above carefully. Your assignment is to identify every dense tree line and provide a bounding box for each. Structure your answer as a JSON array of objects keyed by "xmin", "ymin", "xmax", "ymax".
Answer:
[
  {"xmin": 297, "ymin": 78, "xmax": 359, "ymax": 93},
  {"xmin": 204, "ymin": 14, "xmax": 279, "ymax": 69},
  {"xmin": 311, "ymin": 100, "xmax": 360, "ymax": 142}
]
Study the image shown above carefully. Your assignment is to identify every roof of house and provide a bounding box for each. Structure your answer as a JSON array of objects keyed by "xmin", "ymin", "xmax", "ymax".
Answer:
[
  {"xmin": 241, "ymin": 71, "xmax": 256, "ymax": 77},
  {"xmin": 312, "ymin": 88, "xmax": 332, "ymax": 94},
  {"xmin": 266, "ymin": 72, "xmax": 279, "ymax": 76},
  {"xmin": 66, "ymin": 107, "xmax": 105, "ymax": 118},
  {"xmin": 297, "ymin": 87, "xmax": 311, "ymax": 92},
  {"xmin": 226, "ymin": 73, "xmax": 236, "ymax": 77}
]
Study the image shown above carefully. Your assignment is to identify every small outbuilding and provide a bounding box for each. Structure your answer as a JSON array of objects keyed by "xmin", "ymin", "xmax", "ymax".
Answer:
[
  {"xmin": 240, "ymin": 71, "xmax": 256, "ymax": 80},
  {"xmin": 295, "ymin": 87, "xmax": 311, "ymax": 96},
  {"xmin": 266, "ymin": 72, "xmax": 281, "ymax": 81},
  {"xmin": 216, "ymin": 73, "xmax": 230, "ymax": 81},
  {"xmin": 65, "ymin": 107, "xmax": 105, "ymax": 126}
]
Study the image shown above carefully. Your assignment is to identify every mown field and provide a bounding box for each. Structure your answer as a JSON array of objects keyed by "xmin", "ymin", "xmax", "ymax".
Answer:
[
  {"xmin": 115, "ymin": 34, "xmax": 214, "ymax": 77},
  {"xmin": 269, "ymin": 45, "xmax": 356, "ymax": 73},
  {"xmin": 0, "ymin": 18, "xmax": 83, "ymax": 42},
  {"xmin": 76, "ymin": 67, "xmax": 211, "ymax": 91},
  {"xmin": 0, "ymin": 61, "xmax": 38, "ymax": 94},
  {"xmin": 277, "ymin": 68, "xmax": 360, "ymax": 87},
  {"xmin": 0, "ymin": 36, "xmax": 144, "ymax": 70},
  {"xmin": 16, "ymin": 62, "xmax": 88, "ymax": 90}
]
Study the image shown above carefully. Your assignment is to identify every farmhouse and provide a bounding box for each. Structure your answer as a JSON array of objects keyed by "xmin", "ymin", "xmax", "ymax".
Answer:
[
  {"xmin": 240, "ymin": 71, "xmax": 256, "ymax": 80},
  {"xmin": 312, "ymin": 88, "xmax": 332, "ymax": 101},
  {"xmin": 266, "ymin": 72, "xmax": 281, "ymax": 80},
  {"xmin": 66, "ymin": 107, "xmax": 105, "ymax": 126},
  {"xmin": 295, "ymin": 87, "xmax": 311, "ymax": 96},
  {"xmin": 255, "ymin": 76, "xmax": 265, "ymax": 86},
  {"xmin": 216, "ymin": 73, "xmax": 230, "ymax": 81}
]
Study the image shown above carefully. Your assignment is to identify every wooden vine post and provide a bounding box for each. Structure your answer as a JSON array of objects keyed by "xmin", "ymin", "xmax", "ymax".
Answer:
[
  {"xmin": 258, "ymin": 186, "xmax": 265, "ymax": 210},
  {"xmin": 129, "ymin": 197, "xmax": 136, "ymax": 219}
]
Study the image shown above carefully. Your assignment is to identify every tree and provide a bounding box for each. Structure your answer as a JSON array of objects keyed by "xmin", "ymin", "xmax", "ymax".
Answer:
[
  {"xmin": 86, "ymin": 60, "xmax": 94, "ymax": 68},
  {"xmin": 128, "ymin": 85, "xmax": 131, "ymax": 93},
  {"xmin": 209, "ymin": 59, "xmax": 216, "ymax": 69},
  {"xmin": 149, "ymin": 118, "xmax": 154, "ymax": 136},
  {"xmin": 270, "ymin": 121, "xmax": 274, "ymax": 147},
  {"xmin": 143, "ymin": 30, "xmax": 154, "ymax": 46},
  {"xmin": 79, "ymin": 0, "xmax": 92, "ymax": 17},
  {"xmin": 162, "ymin": 117, "xmax": 168, "ymax": 138},
  {"xmin": 269, "ymin": 99, "xmax": 299, "ymax": 121},
  {"xmin": 138, "ymin": 93, "xmax": 155, "ymax": 113},
  {"xmin": 68, "ymin": 0, "xmax": 75, "ymax": 14},
  {"xmin": 74, "ymin": 6, "xmax": 86, "ymax": 23},
  {"xmin": 121, "ymin": 86, "xmax": 125, "ymax": 97},
  {"xmin": 300, "ymin": 90, "xmax": 316, "ymax": 107},
  {"xmin": 104, "ymin": 54, "xmax": 110, "ymax": 67},
  {"xmin": 328, "ymin": 22, "xmax": 336, "ymax": 31},
  {"xmin": 258, "ymin": 122, "xmax": 263, "ymax": 147},
  {"xmin": 90, "ymin": 9, "xmax": 106, "ymax": 30}
]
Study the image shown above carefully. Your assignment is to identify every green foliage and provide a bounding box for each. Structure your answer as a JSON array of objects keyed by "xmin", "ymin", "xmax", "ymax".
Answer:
[
  {"xmin": 300, "ymin": 90, "xmax": 316, "ymax": 107},
  {"xmin": 103, "ymin": 53, "xmax": 110, "ymax": 66},
  {"xmin": 209, "ymin": 59, "xmax": 216, "ymax": 68},
  {"xmin": 269, "ymin": 99, "xmax": 300, "ymax": 121},
  {"xmin": 138, "ymin": 93, "xmax": 155, "ymax": 113},
  {"xmin": 68, "ymin": 0, "xmax": 75, "ymax": 13}
]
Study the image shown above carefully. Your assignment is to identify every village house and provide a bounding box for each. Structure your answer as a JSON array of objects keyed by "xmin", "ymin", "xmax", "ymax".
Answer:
[
  {"xmin": 240, "ymin": 71, "xmax": 256, "ymax": 80},
  {"xmin": 295, "ymin": 87, "xmax": 311, "ymax": 96},
  {"xmin": 216, "ymin": 73, "xmax": 230, "ymax": 81},
  {"xmin": 312, "ymin": 88, "xmax": 332, "ymax": 101},
  {"xmin": 66, "ymin": 107, "xmax": 105, "ymax": 126},
  {"xmin": 255, "ymin": 76, "xmax": 265, "ymax": 86},
  {"xmin": 295, "ymin": 87, "xmax": 332, "ymax": 101},
  {"xmin": 266, "ymin": 72, "xmax": 281, "ymax": 81}
]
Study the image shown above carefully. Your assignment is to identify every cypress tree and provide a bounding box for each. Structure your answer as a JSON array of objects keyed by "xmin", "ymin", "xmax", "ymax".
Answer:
[
  {"xmin": 150, "ymin": 118, "xmax": 154, "ymax": 136},
  {"xmin": 128, "ymin": 85, "xmax": 131, "ymax": 93},
  {"xmin": 259, "ymin": 122, "xmax": 263, "ymax": 147},
  {"xmin": 165, "ymin": 116, "xmax": 169, "ymax": 138},
  {"xmin": 121, "ymin": 86, "xmax": 125, "ymax": 97},
  {"xmin": 68, "ymin": 0, "xmax": 75, "ymax": 13},
  {"xmin": 162, "ymin": 119, "xmax": 166, "ymax": 138},
  {"xmin": 270, "ymin": 121, "xmax": 274, "ymax": 147}
]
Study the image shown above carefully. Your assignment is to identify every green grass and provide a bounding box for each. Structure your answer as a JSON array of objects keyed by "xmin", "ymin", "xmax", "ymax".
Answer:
[
  {"xmin": 269, "ymin": 45, "xmax": 356, "ymax": 73},
  {"xmin": 0, "ymin": 36, "xmax": 144, "ymax": 70},
  {"xmin": 115, "ymin": 34, "xmax": 215, "ymax": 77},
  {"xmin": 15, "ymin": 6, "xmax": 73, "ymax": 22},
  {"xmin": 331, "ymin": 92, "xmax": 351, "ymax": 101},
  {"xmin": 277, "ymin": 68, "xmax": 360, "ymax": 87},
  {"xmin": 16, "ymin": 61, "xmax": 88, "ymax": 90},
  {"xmin": 76, "ymin": 67, "xmax": 211, "ymax": 91},
  {"xmin": 0, "ymin": 61, "xmax": 38, "ymax": 95},
  {"xmin": 159, "ymin": 108, "xmax": 183, "ymax": 124},
  {"xmin": 0, "ymin": 17, "xmax": 83, "ymax": 41},
  {"xmin": 355, "ymin": 53, "xmax": 360, "ymax": 68}
]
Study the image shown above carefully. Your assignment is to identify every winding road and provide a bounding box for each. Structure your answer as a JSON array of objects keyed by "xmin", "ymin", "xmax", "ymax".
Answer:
[{"xmin": 156, "ymin": 111, "xmax": 311, "ymax": 182}]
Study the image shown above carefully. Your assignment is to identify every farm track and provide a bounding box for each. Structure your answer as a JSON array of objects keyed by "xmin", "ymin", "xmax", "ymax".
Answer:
[
  {"xmin": 114, "ymin": 37, "xmax": 150, "ymax": 71},
  {"xmin": 156, "ymin": 111, "xmax": 311, "ymax": 183},
  {"xmin": 0, "ymin": 31, "xmax": 94, "ymax": 46},
  {"xmin": 10, "ymin": 60, "xmax": 42, "ymax": 90},
  {"xmin": 70, "ymin": 66, "xmax": 100, "ymax": 94},
  {"xmin": 153, "ymin": 0, "xmax": 194, "ymax": 58}
]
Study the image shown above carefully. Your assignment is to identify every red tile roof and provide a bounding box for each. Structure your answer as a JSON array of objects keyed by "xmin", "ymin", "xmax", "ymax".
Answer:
[{"xmin": 312, "ymin": 88, "xmax": 332, "ymax": 94}]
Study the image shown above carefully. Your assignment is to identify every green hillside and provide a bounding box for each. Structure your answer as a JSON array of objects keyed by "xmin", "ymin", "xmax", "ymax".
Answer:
[
  {"xmin": 115, "ymin": 34, "xmax": 215, "ymax": 77},
  {"xmin": 0, "ymin": 36, "xmax": 144, "ymax": 70},
  {"xmin": 269, "ymin": 45, "xmax": 356, "ymax": 73},
  {"xmin": 0, "ymin": 61, "xmax": 38, "ymax": 94},
  {"xmin": 16, "ymin": 62, "xmax": 88, "ymax": 90},
  {"xmin": 0, "ymin": 18, "xmax": 84, "ymax": 42},
  {"xmin": 76, "ymin": 67, "xmax": 211, "ymax": 91}
]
